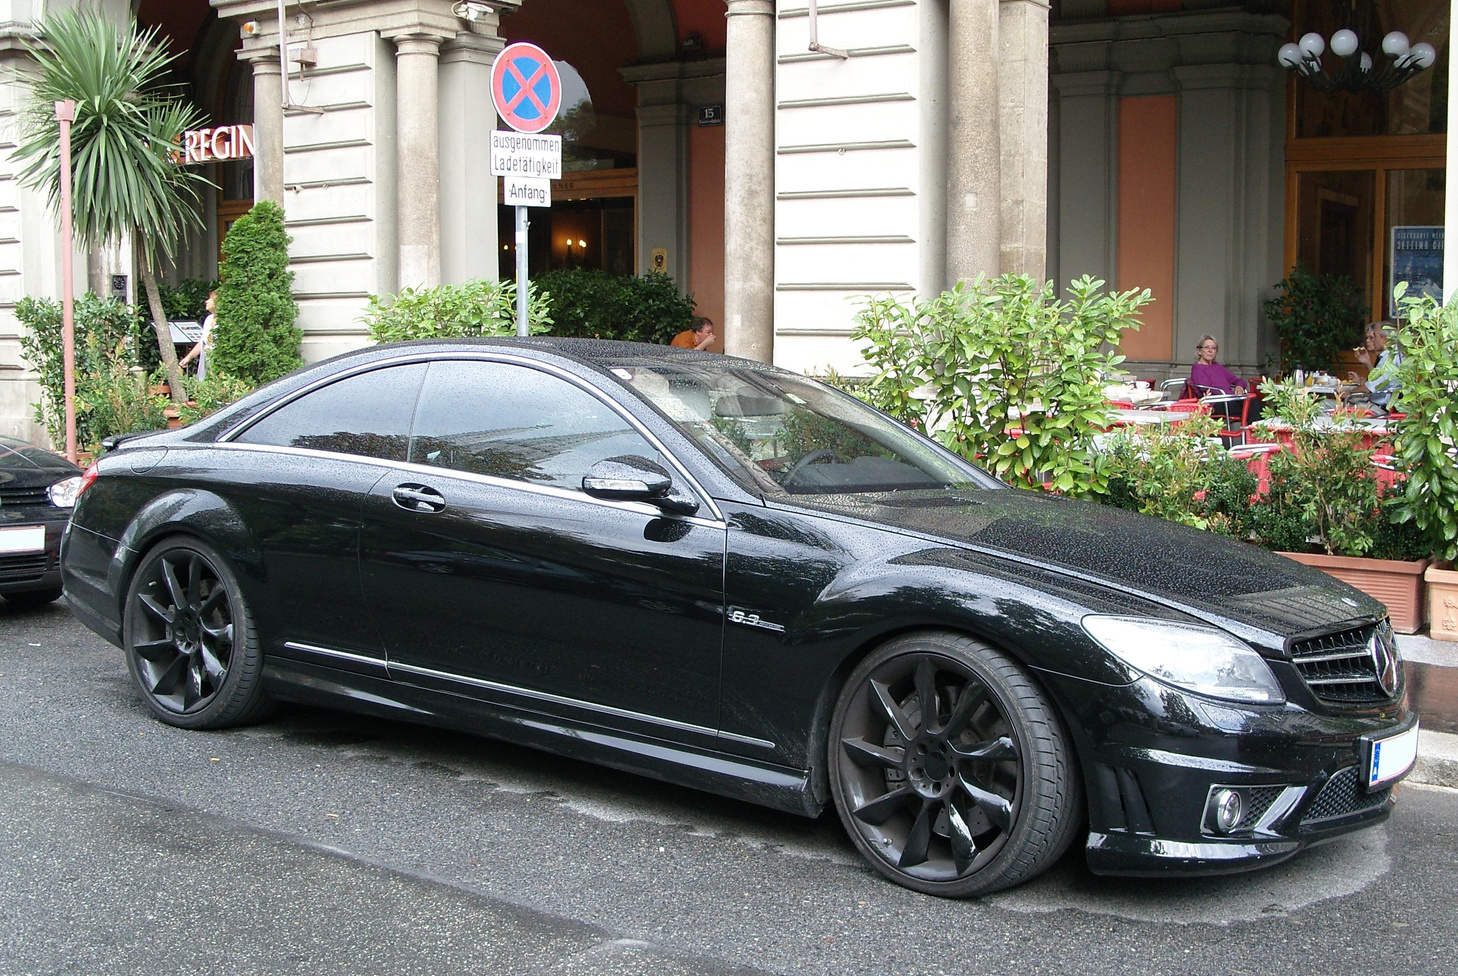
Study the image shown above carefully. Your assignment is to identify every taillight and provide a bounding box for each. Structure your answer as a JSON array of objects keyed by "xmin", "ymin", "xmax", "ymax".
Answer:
[{"xmin": 77, "ymin": 462, "xmax": 99, "ymax": 498}]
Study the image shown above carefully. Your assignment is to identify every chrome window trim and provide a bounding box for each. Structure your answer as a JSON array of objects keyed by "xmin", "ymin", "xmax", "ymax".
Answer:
[
  {"xmin": 218, "ymin": 351, "xmax": 724, "ymax": 523},
  {"xmin": 388, "ymin": 659, "xmax": 775, "ymax": 751},
  {"xmin": 194, "ymin": 441, "xmax": 725, "ymax": 529}
]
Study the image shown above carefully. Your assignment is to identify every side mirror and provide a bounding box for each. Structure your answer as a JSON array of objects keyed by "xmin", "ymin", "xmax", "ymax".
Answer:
[{"xmin": 582, "ymin": 456, "xmax": 699, "ymax": 516}]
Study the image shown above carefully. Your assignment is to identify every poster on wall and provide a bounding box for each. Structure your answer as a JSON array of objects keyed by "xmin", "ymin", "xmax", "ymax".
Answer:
[{"xmin": 1391, "ymin": 225, "xmax": 1444, "ymax": 317}]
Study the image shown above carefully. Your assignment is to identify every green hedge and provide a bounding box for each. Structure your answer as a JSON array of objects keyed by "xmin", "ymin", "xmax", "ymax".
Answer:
[{"xmin": 535, "ymin": 269, "xmax": 695, "ymax": 345}]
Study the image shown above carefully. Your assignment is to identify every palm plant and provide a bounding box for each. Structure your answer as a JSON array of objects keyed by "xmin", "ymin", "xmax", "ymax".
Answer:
[{"xmin": 14, "ymin": 8, "xmax": 213, "ymax": 402}]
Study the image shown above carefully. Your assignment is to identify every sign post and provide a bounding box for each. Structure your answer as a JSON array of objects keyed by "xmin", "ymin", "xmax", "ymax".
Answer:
[{"xmin": 489, "ymin": 42, "xmax": 563, "ymax": 337}]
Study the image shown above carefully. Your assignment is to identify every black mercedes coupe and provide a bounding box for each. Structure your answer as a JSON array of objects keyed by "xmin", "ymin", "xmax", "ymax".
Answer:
[{"xmin": 60, "ymin": 339, "xmax": 1418, "ymax": 896}]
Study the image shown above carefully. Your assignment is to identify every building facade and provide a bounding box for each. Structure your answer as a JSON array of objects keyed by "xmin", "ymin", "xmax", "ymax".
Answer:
[{"xmin": 0, "ymin": 1, "xmax": 1450, "ymax": 442}]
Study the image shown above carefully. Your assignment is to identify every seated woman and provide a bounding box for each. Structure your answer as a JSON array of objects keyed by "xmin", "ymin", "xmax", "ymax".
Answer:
[
  {"xmin": 1347, "ymin": 321, "xmax": 1401, "ymax": 415},
  {"xmin": 1189, "ymin": 335, "xmax": 1262, "ymax": 420}
]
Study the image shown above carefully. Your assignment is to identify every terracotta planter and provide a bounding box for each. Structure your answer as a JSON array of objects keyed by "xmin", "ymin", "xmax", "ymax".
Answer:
[
  {"xmin": 1426, "ymin": 563, "xmax": 1458, "ymax": 642},
  {"xmin": 1280, "ymin": 552, "xmax": 1431, "ymax": 634}
]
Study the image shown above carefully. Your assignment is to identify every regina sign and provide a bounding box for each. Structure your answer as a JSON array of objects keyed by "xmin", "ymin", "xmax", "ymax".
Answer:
[{"xmin": 176, "ymin": 124, "xmax": 255, "ymax": 164}]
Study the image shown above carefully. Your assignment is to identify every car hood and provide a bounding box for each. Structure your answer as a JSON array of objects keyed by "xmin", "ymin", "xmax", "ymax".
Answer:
[
  {"xmin": 778, "ymin": 488, "xmax": 1381, "ymax": 640},
  {"xmin": 0, "ymin": 438, "xmax": 81, "ymax": 489}
]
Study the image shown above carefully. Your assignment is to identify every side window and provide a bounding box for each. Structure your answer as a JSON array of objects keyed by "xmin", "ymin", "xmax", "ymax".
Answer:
[
  {"xmin": 410, "ymin": 361, "xmax": 660, "ymax": 489},
  {"xmin": 233, "ymin": 364, "xmax": 425, "ymax": 461}
]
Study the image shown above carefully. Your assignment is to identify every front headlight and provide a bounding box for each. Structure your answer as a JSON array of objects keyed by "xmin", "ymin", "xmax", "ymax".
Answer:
[
  {"xmin": 1081, "ymin": 615, "xmax": 1285, "ymax": 705},
  {"xmin": 47, "ymin": 476, "xmax": 83, "ymax": 508}
]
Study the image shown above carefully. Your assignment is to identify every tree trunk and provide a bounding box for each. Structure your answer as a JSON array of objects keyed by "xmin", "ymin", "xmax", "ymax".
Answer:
[{"xmin": 140, "ymin": 258, "xmax": 185, "ymax": 404}]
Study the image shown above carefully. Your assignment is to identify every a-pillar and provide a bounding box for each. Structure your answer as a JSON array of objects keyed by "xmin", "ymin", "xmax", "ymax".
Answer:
[
  {"xmin": 723, "ymin": 0, "xmax": 775, "ymax": 363},
  {"xmin": 441, "ymin": 28, "xmax": 504, "ymax": 284},
  {"xmin": 239, "ymin": 48, "xmax": 285, "ymax": 205},
  {"xmin": 998, "ymin": 0, "xmax": 1049, "ymax": 279},
  {"xmin": 946, "ymin": 0, "xmax": 1001, "ymax": 286},
  {"xmin": 387, "ymin": 32, "xmax": 447, "ymax": 290}
]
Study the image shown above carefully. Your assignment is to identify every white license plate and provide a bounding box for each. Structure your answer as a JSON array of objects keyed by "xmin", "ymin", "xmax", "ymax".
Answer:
[
  {"xmin": 0, "ymin": 525, "xmax": 46, "ymax": 554},
  {"xmin": 1367, "ymin": 723, "xmax": 1420, "ymax": 790}
]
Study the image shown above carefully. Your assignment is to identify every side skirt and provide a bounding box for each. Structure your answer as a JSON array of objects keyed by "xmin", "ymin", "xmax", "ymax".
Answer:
[{"xmin": 261, "ymin": 658, "xmax": 821, "ymax": 818}]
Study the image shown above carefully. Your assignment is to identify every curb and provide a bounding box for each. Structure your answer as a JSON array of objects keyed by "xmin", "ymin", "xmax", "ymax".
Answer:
[{"xmin": 1411, "ymin": 729, "xmax": 1458, "ymax": 790}]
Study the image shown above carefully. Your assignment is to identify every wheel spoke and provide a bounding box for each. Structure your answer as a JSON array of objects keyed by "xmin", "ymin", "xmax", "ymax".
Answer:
[
  {"xmin": 870, "ymin": 679, "xmax": 918, "ymax": 741},
  {"xmin": 139, "ymin": 592, "xmax": 175, "ymax": 624},
  {"xmin": 183, "ymin": 658, "xmax": 205, "ymax": 709},
  {"xmin": 150, "ymin": 653, "xmax": 189, "ymax": 697},
  {"xmin": 946, "ymin": 800, "xmax": 978, "ymax": 874},
  {"xmin": 851, "ymin": 786, "xmax": 916, "ymax": 826},
  {"xmin": 199, "ymin": 647, "xmax": 228, "ymax": 687},
  {"xmin": 914, "ymin": 658, "xmax": 940, "ymax": 731},
  {"xmin": 898, "ymin": 797, "xmax": 937, "ymax": 868},
  {"xmin": 199, "ymin": 585, "xmax": 228, "ymax": 617},
  {"xmin": 944, "ymin": 682, "xmax": 989, "ymax": 737},
  {"xmin": 161, "ymin": 558, "xmax": 187, "ymax": 608},
  {"xmin": 186, "ymin": 555, "xmax": 203, "ymax": 608},
  {"xmin": 957, "ymin": 772, "xmax": 1013, "ymax": 833},
  {"xmin": 951, "ymin": 735, "xmax": 1017, "ymax": 763},
  {"xmin": 133, "ymin": 637, "xmax": 178, "ymax": 662},
  {"xmin": 841, "ymin": 736, "xmax": 904, "ymax": 771}
]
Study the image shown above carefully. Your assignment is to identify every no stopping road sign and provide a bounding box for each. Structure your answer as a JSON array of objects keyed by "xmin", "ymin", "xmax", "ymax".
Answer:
[{"xmin": 490, "ymin": 42, "xmax": 562, "ymax": 134}]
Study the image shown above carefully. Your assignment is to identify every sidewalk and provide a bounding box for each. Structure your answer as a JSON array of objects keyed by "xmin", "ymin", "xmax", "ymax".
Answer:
[{"xmin": 1398, "ymin": 632, "xmax": 1458, "ymax": 789}]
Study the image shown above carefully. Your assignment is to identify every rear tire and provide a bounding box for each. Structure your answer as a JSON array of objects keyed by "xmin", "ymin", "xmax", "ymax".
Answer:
[
  {"xmin": 828, "ymin": 631, "xmax": 1082, "ymax": 896},
  {"xmin": 122, "ymin": 536, "xmax": 273, "ymax": 729}
]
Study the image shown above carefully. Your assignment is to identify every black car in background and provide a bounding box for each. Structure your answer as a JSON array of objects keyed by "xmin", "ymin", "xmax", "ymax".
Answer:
[
  {"xmin": 0, "ymin": 434, "xmax": 82, "ymax": 606},
  {"xmin": 60, "ymin": 339, "xmax": 1418, "ymax": 896}
]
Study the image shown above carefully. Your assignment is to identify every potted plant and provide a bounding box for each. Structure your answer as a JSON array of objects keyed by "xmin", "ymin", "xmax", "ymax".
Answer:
[
  {"xmin": 1264, "ymin": 263, "xmax": 1365, "ymax": 374},
  {"xmin": 1386, "ymin": 287, "xmax": 1458, "ymax": 640},
  {"xmin": 1249, "ymin": 384, "xmax": 1430, "ymax": 632}
]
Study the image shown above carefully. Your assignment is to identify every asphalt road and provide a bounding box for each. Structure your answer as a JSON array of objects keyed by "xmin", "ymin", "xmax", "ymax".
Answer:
[{"xmin": 3, "ymin": 600, "xmax": 1457, "ymax": 976}]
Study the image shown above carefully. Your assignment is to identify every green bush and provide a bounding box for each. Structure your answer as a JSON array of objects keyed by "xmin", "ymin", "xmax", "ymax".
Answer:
[
  {"xmin": 853, "ymin": 274, "xmax": 1152, "ymax": 495},
  {"xmin": 212, "ymin": 200, "xmax": 302, "ymax": 384},
  {"xmin": 363, "ymin": 278, "xmax": 550, "ymax": 343},
  {"xmin": 178, "ymin": 371, "xmax": 255, "ymax": 426},
  {"xmin": 16, "ymin": 293, "xmax": 167, "ymax": 450},
  {"xmin": 1264, "ymin": 263, "xmax": 1364, "ymax": 373},
  {"xmin": 534, "ymin": 268, "xmax": 695, "ymax": 344},
  {"xmin": 1100, "ymin": 415, "xmax": 1256, "ymax": 539},
  {"xmin": 1385, "ymin": 286, "xmax": 1458, "ymax": 561}
]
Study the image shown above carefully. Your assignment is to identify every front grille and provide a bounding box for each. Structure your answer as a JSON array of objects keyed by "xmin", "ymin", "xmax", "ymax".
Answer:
[
  {"xmin": 1290, "ymin": 623, "xmax": 1398, "ymax": 704},
  {"xmin": 0, "ymin": 486, "xmax": 49, "ymax": 507},
  {"xmin": 0, "ymin": 553, "xmax": 49, "ymax": 582},
  {"xmin": 1300, "ymin": 766, "xmax": 1391, "ymax": 826}
]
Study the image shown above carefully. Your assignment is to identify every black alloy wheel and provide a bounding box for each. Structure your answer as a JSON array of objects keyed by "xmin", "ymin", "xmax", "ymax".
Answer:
[
  {"xmin": 123, "ymin": 537, "xmax": 271, "ymax": 729},
  {"xmin": 828, "ymin": 632, "xmax": 1081, "ymax": 896}
]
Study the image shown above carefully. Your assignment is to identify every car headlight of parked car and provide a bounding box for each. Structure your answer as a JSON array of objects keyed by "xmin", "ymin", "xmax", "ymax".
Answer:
[
  {"xmin": 47, "ymin": 476, "xmax": 83, "ymax": 509},
  {"xmin": 1081, "ymin": 615, "xmax": 1285, "ymax": 705}
]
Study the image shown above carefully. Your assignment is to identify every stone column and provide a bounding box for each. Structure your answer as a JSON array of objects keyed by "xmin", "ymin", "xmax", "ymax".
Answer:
[
  {"xmin": 635, "ymin": 100, "xmax": 692, "ymax": 280},
  {"xmin": 388, "ymin": 33, "xmax": 445, "ymax": 290},
  {"xmin": 946, "ymin": 0, "xmax": 1001, "ymax": 286},
  {"xmin": 723, "ymin": 0, "xmax": 775, "ymax": 363},
  {"xmin": 998, "ymin": 0, "xmax": 1049, "ymax": 279},
  {"xmin": 441, "ymin": 29, "xmax": 504, "ymax": 284},
  {"xmin": 239, "ymin": 48, "xmax": 285, "ymax": 205}
]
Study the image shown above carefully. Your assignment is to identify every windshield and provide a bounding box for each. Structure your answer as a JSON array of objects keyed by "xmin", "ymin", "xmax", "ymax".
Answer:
[{"xmin": 605, "ymin": 361, "xmax": 1000, "ymax": 495}]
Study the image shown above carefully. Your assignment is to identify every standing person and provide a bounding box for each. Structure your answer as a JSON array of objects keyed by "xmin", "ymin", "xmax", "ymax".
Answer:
[
  {"xmin": 670, "ymin": 317, "xmax": 715, "ymax": 350},
  {"xmin": 1348, "ymin": 320, "xmax": 1401, "ymax": 412},
  {"xmin": 178, "ymin": 290, "xmax": 218, "ymax": 380}
]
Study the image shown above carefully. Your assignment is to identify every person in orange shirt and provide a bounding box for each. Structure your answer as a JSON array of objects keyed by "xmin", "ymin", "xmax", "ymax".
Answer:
[{"xmin": 670, "ymin": 317, "xmax": 715, "ymax": 350}]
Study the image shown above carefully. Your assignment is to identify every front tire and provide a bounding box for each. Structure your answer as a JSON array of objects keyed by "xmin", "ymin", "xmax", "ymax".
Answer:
[
  {"xmin": 3, "ymin": 587, "xmax": 63, "ymax": 608},
  {"xmin": 122, "ymin": 536, "xmax": 272, "ymax": 729},
  {"xmin": 828, "ymin": 631, "xmax": 1081, "ymax": 896}
]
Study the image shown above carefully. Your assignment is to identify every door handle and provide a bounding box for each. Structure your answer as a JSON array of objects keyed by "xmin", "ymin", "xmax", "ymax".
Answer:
[{"xmin": 391, "ymin": 484, "xmax": 446, "ymax": 513}]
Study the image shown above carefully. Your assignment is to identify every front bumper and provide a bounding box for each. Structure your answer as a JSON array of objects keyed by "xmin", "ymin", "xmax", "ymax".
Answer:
[
  {"xmin": 0, "ymin": 513, "xmax": 67, "ymax": 596},
  {"xmin": 1040, "ymin": 669, "xmax": 1416, "ymax": 877}
]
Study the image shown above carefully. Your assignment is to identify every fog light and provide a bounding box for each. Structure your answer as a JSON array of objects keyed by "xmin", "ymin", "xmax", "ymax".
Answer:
[{"xmin": 1212, "ymin": 789, "xmax": 1244, "ymax": 833}]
